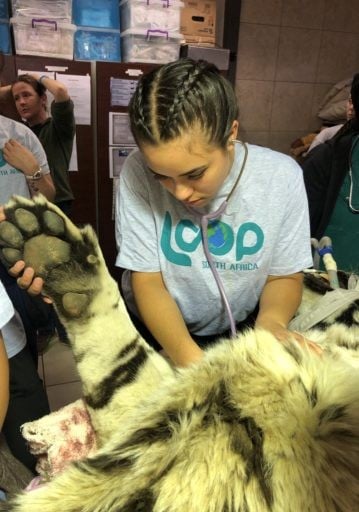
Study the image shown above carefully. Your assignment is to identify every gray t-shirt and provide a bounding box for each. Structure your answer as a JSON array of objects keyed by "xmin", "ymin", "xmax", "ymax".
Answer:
[
  {"xmin": 0, "ymin": 280, "xmax": 26, "ymax": 359},
  {"xmin": 0, "ymin": 114, "xmax": 50, "ymax": 204},
  {"xmin": 116, "ymin": 142, "xmax": 313, "ymax": 336}
]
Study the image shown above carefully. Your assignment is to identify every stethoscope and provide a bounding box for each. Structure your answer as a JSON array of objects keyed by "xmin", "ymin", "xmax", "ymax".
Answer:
[
  {"xmin": 347, "ymin": 134, "xmax": 359, "ymax": 213},
  {"xmin": 186, "ymin": 140, "xmax": 249, "ymax": 338}
]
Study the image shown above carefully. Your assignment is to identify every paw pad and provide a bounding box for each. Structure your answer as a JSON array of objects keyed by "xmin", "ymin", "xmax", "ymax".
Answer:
[
  {"xmin": 14, "ymin": 208, "xmax": 40, "ymax": 236},
  {"xmin": 0, "ymin": 195, "xmax": 101, "ymax": 320},
  {"xmin": 63, "ymin": 292, "xmax": 90, "ymax": 317},
  {"xmin": 0, "ymin": 221, "xmax": 24, "ymax": 249}
]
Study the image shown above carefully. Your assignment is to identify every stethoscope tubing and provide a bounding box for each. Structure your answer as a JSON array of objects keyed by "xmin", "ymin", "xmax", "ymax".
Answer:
[{"xmin": 187, "ymin": 140, "xmax": 249, "ymax": 338}]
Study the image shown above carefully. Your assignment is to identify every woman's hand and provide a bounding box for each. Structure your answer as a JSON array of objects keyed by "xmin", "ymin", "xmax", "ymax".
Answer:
[
  {"xmin": 3, "ymin": 139, "xmax": 40, "ymax": 177},
  {"xmin": 256, "ymin": 317, "xmax": 322, "ymax": 355},
  {"xmin": 0, "ymin": 207, "xmax": 52, "ymax": 302},
  {"xmin": 10, "ymin": 261, "xmax": 50, "ymax": 297}
]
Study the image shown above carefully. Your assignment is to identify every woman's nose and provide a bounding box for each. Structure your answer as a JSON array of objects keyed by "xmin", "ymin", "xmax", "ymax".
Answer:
[{"xmin": 171, "ymin": 181, "xmax": 193, "ymax": 201}]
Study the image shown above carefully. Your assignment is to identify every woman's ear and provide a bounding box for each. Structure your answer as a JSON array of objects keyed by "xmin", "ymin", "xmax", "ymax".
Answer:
[{"xmin": 228, "ymin": 120, "xmax": 239, "ymax": 145}]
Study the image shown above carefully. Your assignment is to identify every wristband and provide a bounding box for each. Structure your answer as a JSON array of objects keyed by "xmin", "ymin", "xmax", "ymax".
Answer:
[
  {"xmin": 39, "ymin": 75, "xmax": 48, "ymax": 85},
  {"xmin": 25, "ymin": 168, "xmax": 43, "ymax": 181}
]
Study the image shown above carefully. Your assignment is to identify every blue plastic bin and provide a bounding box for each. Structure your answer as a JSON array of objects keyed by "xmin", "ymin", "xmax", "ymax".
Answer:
[
  {"xmin": 0, "ymin": 19, "xmax": 11, "ymax": 54},
  {"xmin": 73, "ymin": 0, "xmax": 120, "ymax": 29},
  {"xmin": 74, "ymin": 27, "xmax": 121, "ymax": 61},
  {"xmin": 0, "ymin": 0, "xmax": 8, "ymax": 19}
]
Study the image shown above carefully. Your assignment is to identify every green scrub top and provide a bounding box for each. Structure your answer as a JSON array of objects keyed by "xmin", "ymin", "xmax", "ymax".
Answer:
[{"xmin": 324, "ymin": 136, "xmax": 359, "ymax": 273}]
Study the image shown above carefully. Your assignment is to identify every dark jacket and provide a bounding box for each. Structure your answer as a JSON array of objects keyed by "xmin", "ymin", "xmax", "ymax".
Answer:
[{"xmin": 301, "ymin": 124, "xmax": 358, "ymax": 240}]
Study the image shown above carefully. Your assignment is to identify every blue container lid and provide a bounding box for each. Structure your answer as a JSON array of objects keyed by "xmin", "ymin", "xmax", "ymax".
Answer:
[
  {"xmin": 0, "ymin": 18, "xmax": 11, "ymax": 54},
  {"xmin": 73, "ymin": 0, "xmax": 120, "ymax": 29}
]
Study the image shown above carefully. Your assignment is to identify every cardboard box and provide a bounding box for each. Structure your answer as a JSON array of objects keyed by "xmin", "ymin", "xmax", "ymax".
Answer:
[{"xmin": 180, "ymin": 0, "xmax": 216, "ymax": 45}]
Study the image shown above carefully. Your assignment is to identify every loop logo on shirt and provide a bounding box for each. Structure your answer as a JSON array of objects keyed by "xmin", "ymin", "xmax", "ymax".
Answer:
[
  {"xmin": 160, "ymin": 212, "xmax": 264, "ymax": 267},
  {"xmin": 0, "ymin": 150, "xmax": 19, "ymax": 175},
  {"xmin": 0, "ymin": 150, "xmax": 7, "ymax": 167}
]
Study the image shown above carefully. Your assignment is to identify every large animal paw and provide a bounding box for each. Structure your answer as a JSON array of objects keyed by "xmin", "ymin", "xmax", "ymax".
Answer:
[{"xmin": 0, "ymin": 195, "xmax": 104, "ymax": 320}]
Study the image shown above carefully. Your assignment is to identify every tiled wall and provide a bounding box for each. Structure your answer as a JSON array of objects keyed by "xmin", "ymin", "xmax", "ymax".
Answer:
[{"xmin": 235, "ymin": 0, "xmax": 359, "ymax": 154}]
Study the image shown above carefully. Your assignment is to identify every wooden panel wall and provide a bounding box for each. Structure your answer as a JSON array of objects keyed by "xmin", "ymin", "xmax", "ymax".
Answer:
[
  {"xmin": 95, "ymin": 61, "xmax": 157, "ymax": 280},
  {"xmin": 0, "ymin": 53, "xmax": 20, "ymax": 120}
]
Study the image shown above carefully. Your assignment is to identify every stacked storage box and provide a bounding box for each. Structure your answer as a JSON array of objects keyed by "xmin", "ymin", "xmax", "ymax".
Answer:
[
  {"xmin": 120, "ymin": 0, "xmax": 184, "ymax": 64},
  {"xmin": 73, "ymin": 0, "xmax": 121, "ymax": 62},
  {"xmin": 10, "ymin": 0, "xmax": 76, "ymax": 59},
  {"xmin": 0, "ymin": 0, "xmax": 12, "ymax": 54}
]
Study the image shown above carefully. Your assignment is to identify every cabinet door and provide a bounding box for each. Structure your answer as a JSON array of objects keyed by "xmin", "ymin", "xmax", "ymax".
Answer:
[{"xmin": 96, "ymin": 61, "xmax": 158, "ymax": 278}]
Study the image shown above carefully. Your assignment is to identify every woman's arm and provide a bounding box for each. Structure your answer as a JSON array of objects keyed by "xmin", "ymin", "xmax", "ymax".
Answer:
[
  {"xmin": 255, "ymin": 272, "xmax": 303, "ymax": 337},
  {"xmin": 255, "ymin": 272, "xmax": 322, "ymax": 354},
  {"xmin": 0, "ymin": 332, "xmax": 9, "ymax": 429},
  {"xmin": 3, "ymin": 139, "xmax": 56, "ymax": 201},
  {"xmin": 131, "ymin": 271, "xmax": 203, "ymax": 367},
  {"xmin": 0, "ymin": 84, "xmax": 11, "ymax": 101},
  {"xmin": 32, "ymin": 74, "xmax": 70, "ymax": 103}
]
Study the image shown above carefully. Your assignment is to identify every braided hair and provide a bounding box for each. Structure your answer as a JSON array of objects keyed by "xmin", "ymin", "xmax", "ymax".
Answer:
[{"xmin": 128, "ymin": 58, "xmax": 239, "ymax": 149}]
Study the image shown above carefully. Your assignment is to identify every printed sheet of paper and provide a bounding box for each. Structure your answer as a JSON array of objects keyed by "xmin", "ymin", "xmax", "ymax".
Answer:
[{"xmin": 57, "ymin": 73, "xmax": 91, "ymax": 125}]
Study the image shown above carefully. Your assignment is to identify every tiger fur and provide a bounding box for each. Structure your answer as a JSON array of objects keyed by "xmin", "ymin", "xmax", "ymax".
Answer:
[{"xmin": 0, "ymin": 194, "xmax": 358, "ymax": 512}]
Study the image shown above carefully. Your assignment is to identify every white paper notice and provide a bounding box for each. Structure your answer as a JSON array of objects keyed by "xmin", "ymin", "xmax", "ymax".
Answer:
[
  {"xmin": 57, "ymin": 73, "xmax": 91, "ymax": 125},
  {"xmin": 69, "ymin": 134, "xmax": 78, "ymax": 172}
]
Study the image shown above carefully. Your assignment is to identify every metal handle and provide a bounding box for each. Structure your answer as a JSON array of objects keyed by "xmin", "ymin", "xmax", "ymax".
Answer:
[
  {"xmin": 147, "ymin": 0, "xmax": 170, "ymax": 6},
  {"xmin": 31, "ymin": 18, "xmax": 58, "ymax": 30},
  {"xmin": 146, "ymin": 29, "xmax": 169, "ymax": 40}
]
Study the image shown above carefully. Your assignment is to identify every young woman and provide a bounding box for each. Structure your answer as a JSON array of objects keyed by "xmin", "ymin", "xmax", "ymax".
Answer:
[
  {"xmin": 115, "ymin": 58, "xmax": 314, "ymax": 367},
  {"xmin": 11, "ymin": 74, "xmax": 75, "ymax": 215}
]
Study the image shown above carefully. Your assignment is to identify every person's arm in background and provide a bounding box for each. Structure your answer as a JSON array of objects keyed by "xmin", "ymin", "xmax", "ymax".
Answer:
[
  {"xmin": 131, "ymin": 271, "xmax": 204, "ymax": 367},
  {"xmin": 301, "ymin": 144, "xmax": 332, "ymax": 237},
  {"xmin": 33, "ymin": 74, "xmax": 76, "ymax": 146},
  {"xmin": 2, "ymin": 139, "xmax": 55, "ymax": 201},
  {"xmin": 30, "ymin": 74, "xmax": 70, "ymax": 103},
  {"xmin": 0, "ymin": 281, "xmax": 12, "ymax": 430},
  {"xmin": 0, "ymin": 84, "xmax": 11, "ymax": 101},
  {"xmin": 0, "ymin": 331, "xmax": 9, "ymax": 429}
]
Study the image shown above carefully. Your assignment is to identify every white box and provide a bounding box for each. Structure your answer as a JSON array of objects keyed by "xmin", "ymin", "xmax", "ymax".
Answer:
[
  {"xmin": 11, "ymin": 0, "xmax": 72, "ymax": 23},
  {"xmin": 121, "ymin": 28, "xmax": 183, "ymax": 63},
  {"xmin": 11, "ymin": 16, "xmax": 75, "ymax": 59},
  {"xmin": 120, "ymin": 0, "xmax": 184, "ymax": 32}
]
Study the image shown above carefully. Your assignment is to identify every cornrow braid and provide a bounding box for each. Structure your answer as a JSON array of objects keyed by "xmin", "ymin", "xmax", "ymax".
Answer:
[
  {"xmin": 158, "ymin": 63, "xmax": 204, "ymax": 140},
  {"xmin": 128, "ymin": 58, "xmax": 239, "ymax": 149},
  {"xmin": 128, "ymin": 69, "xmax": 158, "ymax": 146}
]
